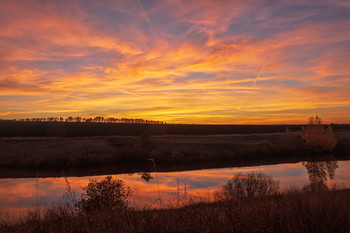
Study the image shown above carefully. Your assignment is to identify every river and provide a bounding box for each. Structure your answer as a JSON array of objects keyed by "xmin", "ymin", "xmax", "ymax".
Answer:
[{"xmin": 1, "ymin": 159, "xmax": 349, "ymax": 217}]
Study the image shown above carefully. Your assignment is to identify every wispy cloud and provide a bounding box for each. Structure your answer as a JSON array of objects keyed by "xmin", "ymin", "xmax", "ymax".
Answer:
[{"xmin": 0, "ymin": 0, "xmax": 350, "ymax": 123}]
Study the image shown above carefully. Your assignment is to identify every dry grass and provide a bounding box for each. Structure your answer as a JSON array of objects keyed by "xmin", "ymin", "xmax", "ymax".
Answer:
[
  {"xmin": 0, "ymin": 132, "xmax": 307, "ymax": 167},
  {"xmin": 1, "ymin": 187, "xmax": 349, "ymax": 233},
  {"xmin": 0, "ymin": 130, "xmax": 349, "ymax": 170}
]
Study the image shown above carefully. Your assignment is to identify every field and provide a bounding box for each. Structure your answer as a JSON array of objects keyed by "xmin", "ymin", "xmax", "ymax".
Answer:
[
  {"xmin": 0, "ymin": 121, "xmax": 308, "ymax": 137},
  {"xmin": 0, "ymin": 131, "xmax": 349, "ymax": 171},
  {"xmin": 1, "ymin": 122, "xmax": 350, "ymax": 174}
]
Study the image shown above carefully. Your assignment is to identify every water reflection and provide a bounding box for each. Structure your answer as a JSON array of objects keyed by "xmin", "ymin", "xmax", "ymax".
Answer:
[
  {"xmin": 140, "ymin": 172, "xmax": 153, "ymax": 182},
  {"xmin": 302, "ymin": 158, "xmax": 339, "ymax": 191},
  {"xmin": 0, "ymin": 160, "xmax": 350, "ymax": 216}
]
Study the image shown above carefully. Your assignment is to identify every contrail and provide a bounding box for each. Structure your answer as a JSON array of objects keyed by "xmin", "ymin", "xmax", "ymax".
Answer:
[{"xmin": 253, "ymin": 64, "xmax": 266, "ymax": 86}]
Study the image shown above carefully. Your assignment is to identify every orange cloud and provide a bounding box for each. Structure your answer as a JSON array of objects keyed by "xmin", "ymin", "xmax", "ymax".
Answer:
[{"xmin": 0, "ymin": 0, "xmax": 350, "ymax": 123}]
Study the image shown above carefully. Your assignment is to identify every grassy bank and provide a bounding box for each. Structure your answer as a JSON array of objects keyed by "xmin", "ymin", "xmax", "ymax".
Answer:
[
  {"xmin": 1, "ymin": 130, "xmax": 350, "ymax": 171},
  {"xmin": 1, "ymin": 188, "xmax": 349, "ymax": 233}
]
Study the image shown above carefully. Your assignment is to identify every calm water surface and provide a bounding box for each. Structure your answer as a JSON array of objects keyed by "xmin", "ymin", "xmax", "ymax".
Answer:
[{"xmin": 1, "ymin": 160, "xmax": 350, "ymax": 216}]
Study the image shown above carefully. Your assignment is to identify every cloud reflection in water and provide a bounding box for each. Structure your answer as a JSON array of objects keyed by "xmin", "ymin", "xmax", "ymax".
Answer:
[{"xmin": 1, "ymin": 161, "xmax": 350, "ymax": 215}]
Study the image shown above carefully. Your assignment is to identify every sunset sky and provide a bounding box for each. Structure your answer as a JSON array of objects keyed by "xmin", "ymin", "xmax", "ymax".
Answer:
[{"xmin": 1, "ymin": 0, "xmax": 350, "ymax": 124}]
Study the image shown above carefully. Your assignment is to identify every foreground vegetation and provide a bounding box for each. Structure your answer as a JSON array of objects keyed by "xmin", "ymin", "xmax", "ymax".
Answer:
[{"xmin": 1, "ymin": 175, "xmax": 349, "ymax": 233}]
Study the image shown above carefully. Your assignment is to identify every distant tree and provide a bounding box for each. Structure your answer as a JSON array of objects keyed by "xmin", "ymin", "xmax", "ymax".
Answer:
[{"xmin": 301, "ymin": 116, "xmax": 337, "ymax": 151}]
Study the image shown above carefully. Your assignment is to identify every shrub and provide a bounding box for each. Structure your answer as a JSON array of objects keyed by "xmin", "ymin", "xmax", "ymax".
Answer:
[
  {"xmin": 76, "ymin": 176, "xmax": 132, "ymax": 213},
  {"xmin": 214, "ymin": 171, "xmax": 279, "ymax": 201},
  {"xmin": 301, "ymin": 116, "xmax": 337, "ymax": 151},
  {"xmin": 140, "ymin": 132, "xmax": 151, "ymax": 147}
]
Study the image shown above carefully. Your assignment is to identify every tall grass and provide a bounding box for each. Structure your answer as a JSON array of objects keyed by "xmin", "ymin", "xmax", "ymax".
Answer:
[{"xmin": 1, "ymin": 182, "xmax": 349, "ymax": 232}]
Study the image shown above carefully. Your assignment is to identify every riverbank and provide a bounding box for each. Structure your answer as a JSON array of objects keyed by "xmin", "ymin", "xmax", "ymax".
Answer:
[
  {"xmin": 1, "ymin": 130, "xmax": 350, "ymax": 172},
  {"xmin": 1, "ymin": 188, "xmax": 349, "ymax": 233}
]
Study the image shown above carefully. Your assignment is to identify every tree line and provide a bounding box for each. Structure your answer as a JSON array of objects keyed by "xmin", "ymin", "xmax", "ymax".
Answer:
[{"xmin": 0, "ymin": 116, "xmax": 165, "ymax": 124}]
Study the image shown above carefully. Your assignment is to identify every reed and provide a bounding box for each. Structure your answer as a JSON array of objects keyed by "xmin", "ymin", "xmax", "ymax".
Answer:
[{"xmin": 1, "ymin": 186, "xmax": 349, "ymax": 233}]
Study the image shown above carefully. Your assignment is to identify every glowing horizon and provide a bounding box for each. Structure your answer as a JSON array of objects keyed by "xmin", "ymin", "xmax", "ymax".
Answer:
[{"xmin": 1, "ymin": 0, "xmax": 350, "ymax": 124}]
